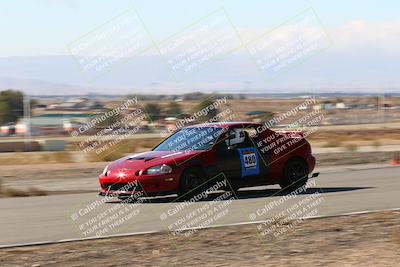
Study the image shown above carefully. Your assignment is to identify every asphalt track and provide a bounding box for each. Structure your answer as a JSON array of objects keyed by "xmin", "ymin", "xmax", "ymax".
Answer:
[{"xmin": 1, "ymin": 167, "xmax": 400, "ymax": 247}]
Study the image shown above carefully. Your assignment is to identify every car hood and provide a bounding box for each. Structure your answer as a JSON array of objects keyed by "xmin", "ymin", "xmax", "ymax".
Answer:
[{"xmin": 107, "ymin": 150, "xmax": 203, "ymax": 171}]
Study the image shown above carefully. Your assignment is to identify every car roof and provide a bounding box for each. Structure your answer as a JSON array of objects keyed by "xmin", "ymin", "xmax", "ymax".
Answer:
[{"xmin": 186, "ymin": 121, "xmax": 262, "ymax": 128}]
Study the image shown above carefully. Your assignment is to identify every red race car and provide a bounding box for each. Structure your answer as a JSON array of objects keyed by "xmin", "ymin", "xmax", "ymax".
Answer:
[{"xmin": 99, "ymin": 122, "xmax": 318, "ymax": 198}]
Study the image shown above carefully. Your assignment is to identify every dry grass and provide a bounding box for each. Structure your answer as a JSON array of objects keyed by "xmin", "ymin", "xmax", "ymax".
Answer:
[
  {"xmin": 322, "ymin": 139, "xmax": 343, "ymax": 147},
  {"xmin": 309, "ymin": 129, "xmax": 400, "ymax": 144},
  {"xmin": 0, "ymin": 152, "xmax": 74, "ymax": 165},
  {"xmin": 87, "ymin": 149, "xmax": 125, "ymax": 162},
  {"xmin": 39, "ymin": 152, "xmax": 74, "ymax": 163},
  {"xmin": 372, "ymin": 140, "xmax": 382, "ymax": 149},
  {"xmin": 2, "ymin": 188, "xmax": 31, "ymax": 197},
  {"xmin": 0, "ymin": 129, "xmax": 397, "ymax": 166},
  {"xmin": 0, "ymin": 139, "xmax": 162, "ymax": 165},
  {"xmin": 87, "ymin": 138, "xmax": 162, "ymax": 162},
  {"xmin": 344, "ymin": 143, "xmax": 359, "ymax": 152},
  {"xmin": 27, "ymin": 187, "xmax": 48, "ymax": 196},
  {"xmin": 1, "ymin": 187, "xmax": 48, "ymax": 198}
]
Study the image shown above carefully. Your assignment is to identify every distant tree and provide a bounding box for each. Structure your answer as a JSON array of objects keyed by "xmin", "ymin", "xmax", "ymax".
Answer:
[
  {"xmin": 0, "ymin": 102, "xmax": 9, "ymax": 124},
  {"xmin": 183, "ymin": 92, "xmax": 206, "ymax": 100},
  {"xmin": 166, "ymin": 101, "xmax": 182, "ymax": 117},
  {"xmin": 0, "ymin": 90, "xmax": 24, "ymax": 124},
  {"xmin": 30, "ymin": 99, "xmax": 38, "ymax": 107},
  {"xmin": 144, "ymin": 103, "xmax": 162, "ymax": 121},
  {"xmin": 223, "ymin": 94, "xmax": 234, "ymax": 100}
]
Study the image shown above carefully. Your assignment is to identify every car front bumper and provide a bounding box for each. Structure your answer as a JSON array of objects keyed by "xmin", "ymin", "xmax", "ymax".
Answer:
[{"xmin": 98, "ymin": 173, "xmax": 179, "ymax": 196}]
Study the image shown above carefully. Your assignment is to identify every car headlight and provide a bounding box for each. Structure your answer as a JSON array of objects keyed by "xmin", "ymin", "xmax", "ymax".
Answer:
[
  {"xmin": 145, "ymin": 164, "xmax": 172, "ymax": 175},
  {"xmin": 102, "ymin": 165, "xmax": 109, "ymax": 176}
]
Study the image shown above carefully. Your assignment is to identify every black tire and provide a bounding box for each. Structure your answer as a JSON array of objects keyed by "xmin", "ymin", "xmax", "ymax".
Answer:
[
  {"xmin": 280, "ymin": 158, "xmax": 309, "ymax": 193},
  {"xmin": 178, "ymin": 167, "xmax": 206, "ymax": 200}
]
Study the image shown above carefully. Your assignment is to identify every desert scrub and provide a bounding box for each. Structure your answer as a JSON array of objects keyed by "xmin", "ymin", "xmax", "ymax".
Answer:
[
  {"xmin": 87, "ymin": 148, "xmax": 125, "ymax": 162},
  {"xmin": 372, "ymin": 140, "xmax": 381, "ymax": 149},
  {"xmin": 344, "ymin": 143, "xmax": 358, "ymax": 152},
  {"xmin": 0, "ymin": 152, "xmax": 75, "ymax": 165},
  {"xmin": 39, "ymin": 151, "xmax": 74, "ymax": 163},
  {"xmin": 52, "ymin": 151, "xmax": 74, "ymax": 163},
  {"xmin": 2, "ymin": 187, "xmax": 47, "ymax": 198},
  {"xmin": 322, "ymin": 139, "xmax": 342, "ymax": 148}
]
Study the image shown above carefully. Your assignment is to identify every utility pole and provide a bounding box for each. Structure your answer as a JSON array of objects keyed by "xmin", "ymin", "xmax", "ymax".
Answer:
[
  {"xmin": 23, "ymin": 94, "xmax": 31, "ymax": 151},
  {"xmin": 379, "ymin": 90, "xmax": 385, "ymax": 128}
]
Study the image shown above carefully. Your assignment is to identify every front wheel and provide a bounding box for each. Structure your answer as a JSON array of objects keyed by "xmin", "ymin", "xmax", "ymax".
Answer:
[
  {"xmin": 178, "ymin": 167, "xmax": 206, "ymax": 200},
  {"xmin": 280, "ymin": 158, "xmax": 309, "ymax": 193}
]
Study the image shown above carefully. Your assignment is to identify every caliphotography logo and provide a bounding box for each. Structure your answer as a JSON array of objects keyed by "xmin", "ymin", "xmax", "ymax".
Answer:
[{"xmin": 68, "ymin": 6, "xmax": 153, "ymax": 81}]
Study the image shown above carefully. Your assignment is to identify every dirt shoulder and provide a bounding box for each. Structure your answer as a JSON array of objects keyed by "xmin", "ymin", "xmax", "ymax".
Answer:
[{"xmin": 1, "ymin": 211, "xmax": 399, "ymax": 266}]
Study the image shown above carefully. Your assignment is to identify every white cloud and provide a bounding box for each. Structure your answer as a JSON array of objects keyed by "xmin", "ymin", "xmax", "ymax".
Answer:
[{"xmin": 329, "ymin": 20, "xmax": 400, "ymax": 54}]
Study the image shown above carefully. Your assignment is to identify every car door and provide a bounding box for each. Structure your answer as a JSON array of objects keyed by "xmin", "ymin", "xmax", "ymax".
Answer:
[
  {"xmin": 215, "ymin": 130, "xmax": 242, "ymax": 185},
  {"xmin": 215, "ymin": 127, "xmax": 266, "ymax": 188}
]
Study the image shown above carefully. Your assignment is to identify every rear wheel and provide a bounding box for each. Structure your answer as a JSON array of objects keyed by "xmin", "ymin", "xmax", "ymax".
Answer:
[
  {"xmin": 178, "ymin": 167, "xmax": 206, "ymax": 199},
  {"xmin": 280, "ymin": 158, "xmax": 309, "ymax": 193}
]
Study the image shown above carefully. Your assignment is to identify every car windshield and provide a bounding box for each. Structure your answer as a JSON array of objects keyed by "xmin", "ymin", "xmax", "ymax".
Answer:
[{"xmin": 154, "ymin": 126, "xmax": 224, "ymax": 152}]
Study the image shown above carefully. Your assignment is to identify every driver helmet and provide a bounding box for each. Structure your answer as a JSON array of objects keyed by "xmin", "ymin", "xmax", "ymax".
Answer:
[{"xmin": 226, "ymin": 128, "xmax": 245, "ymax": 146}]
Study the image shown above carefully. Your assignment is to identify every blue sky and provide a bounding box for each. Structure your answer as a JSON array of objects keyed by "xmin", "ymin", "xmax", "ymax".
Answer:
[
  {"xmin": 0, "ymin": 0, "xmax": 399, "ymax": 93},
  {"xmin": 0, "ymin": 0, "xmax": 399, "ymax": 56}
]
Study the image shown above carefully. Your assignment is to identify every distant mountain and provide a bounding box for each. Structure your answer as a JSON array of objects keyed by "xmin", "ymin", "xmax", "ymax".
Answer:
[
  {"xmin": 0, "ymin": 52, "xmax": 399, "ymax": 95},
  {"xmin": 0, "ymin": 76, "xmax": 92, "ymax": 95}
]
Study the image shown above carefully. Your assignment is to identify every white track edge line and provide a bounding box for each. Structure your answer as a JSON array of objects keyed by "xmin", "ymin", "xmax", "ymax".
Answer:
[{"xmin": 1, "ymin": 207, "xmax": 400, "ymax": 249}]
